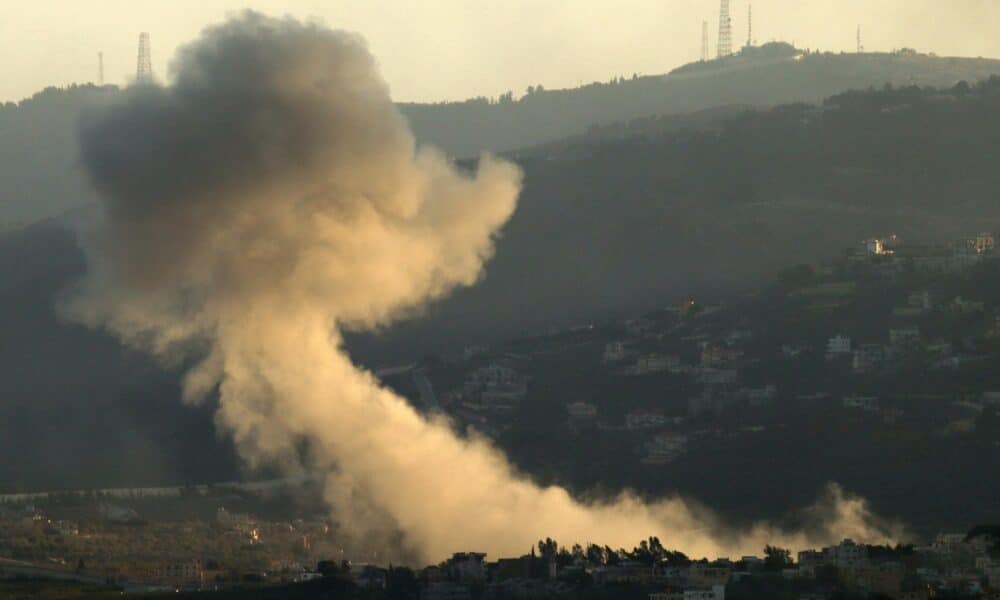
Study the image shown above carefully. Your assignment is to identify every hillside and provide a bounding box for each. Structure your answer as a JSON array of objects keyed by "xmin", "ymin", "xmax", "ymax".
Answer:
[
  {"xmin": 4, "ymin": 79, "xmax": 1000, "ymax": 494},
  {"xmin": 0, "ymin": 85, "xmax": 115, "ymax": 226},
  {"xmin": 3, "ymin": 47, "xmax": 1000, "ymax": 227},
  {"xmin": 400, "ymin": 45, "xmax": 1000, "ymax": 156},
  {"xmin": 373, "ymin": 76, "xmax": 1000, "ymax": 357}
]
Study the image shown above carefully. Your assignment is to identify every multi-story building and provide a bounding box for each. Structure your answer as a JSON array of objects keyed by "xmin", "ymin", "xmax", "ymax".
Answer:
[
  {"xmin": 626, "ymin": 410, "xmax": 669, "ymax": 430},
  {"xmin": 158, "ymin": 560, "xmax": 204, "ymax": 587},
  {"xmin": 852, "ymin": 344, "xmax": 885, "ymax": 373},
  {"xmin": 824, "ymin": 539, "xmax": 868, "ymax": 570},
  {"xmin": 826, "ymin": 335, "xmax": 852, "ymax": 359}
]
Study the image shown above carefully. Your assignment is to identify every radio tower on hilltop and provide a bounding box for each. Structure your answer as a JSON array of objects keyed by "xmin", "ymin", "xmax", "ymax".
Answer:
[
  {"xmin": 717, "ymin": 0, "xmax": 733, "ymax": 58},
  {"xmin": 98, "ymin": 52, "xmax": 104, "ymax": 86},
  {"xmin": 746, "ymin": 4, "xmax": 754, "ymax": 48},
  {"xmin": 701, "ymin": 21, "xmax": 710, "ymax": 61},
  {"xmin": 857, "ymin": 25, "xmax": 864, "ymax": 53},
  {"xmin": 136, "ymin": 32, "xmax": 153, "ymax": 84}
]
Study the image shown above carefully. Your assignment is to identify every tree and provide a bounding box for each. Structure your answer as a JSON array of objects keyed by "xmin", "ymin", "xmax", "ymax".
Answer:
[
  {"xmin": 537, "ymin": 537, "xmax": 558, "ymax": 559},
  {"xmin": 585, "ymin": 544, "xmax": 605, "ymax": 565},
  {"xmin": 763, "ymin": 545, "xmax": 793, "ymax": 571}
]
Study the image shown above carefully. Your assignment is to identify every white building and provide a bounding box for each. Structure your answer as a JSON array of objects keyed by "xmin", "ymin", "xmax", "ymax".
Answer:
[
  {"xmin": 740, "ymin": 385, "xmax": 777, "ymax": 407},
  {"xmin": 697, "ymin": 369, "xmax": 738, "ymax": 385},
  {"xmin": 843, "ymin": 395, "xmax": 879, "ymax": 411},
  {"xmin": 973, "ymin": 232, "xmax": 995, "ymax": 254},
  {"xmin": 627, "ymin": 354, "xmax": 680, "ymax": 375},
  {"xmin": 626, "ymin": 410, "xmax": 669, "ymax": 430},
  {"xmin": 889, "ymin": 326, "xmax": 921, "ymax": 347},
  {"xmin": 826, "ymin": 335, "xmax": 852, "ymax": 359},
  {"xmin": 852, "ymin": 344, "xmax": 885, "ymax": 373},
  {"xmin": 603, "ymin": 341, "xmax": 627, "ymax": 363},
  {"xmin": 863, "ymin": 235, "xmax": 899, "ymax": 256},
  {"xmin": 466, "ymin": 363, "xmax": 520, "ymax": 389},
  {"xmin": 643, "ymin": 433, "xmax": 688, "ymax": 464}
]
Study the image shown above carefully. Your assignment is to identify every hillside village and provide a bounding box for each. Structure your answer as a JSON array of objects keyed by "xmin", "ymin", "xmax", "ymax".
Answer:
[
  {"xmin": 2, "ymin": 231, "xmax": 998, "ymax": 598},
  {"xmin": 380, "ymin": 231, "xmax": 1000, "ymax": 532},
  {"xmin": 2, "ymin": 487, "xmax": 998, "ymax": 600}
]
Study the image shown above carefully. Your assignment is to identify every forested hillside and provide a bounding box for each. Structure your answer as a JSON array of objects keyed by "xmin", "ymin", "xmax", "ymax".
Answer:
[
  {"xmin": 371, "ymin": 76, "xmax": 1000, "ymax": 357},
  {"xmin": 4, "ymin": 77, "xmax": 1000, "ymax": 492},
  {"xmin": 3, "ymin": 46, "xmax": 999, "ymax": 227},
  {"xmin": 401, "ymin": 45, "xmax": 1000, "ymax": 156}
]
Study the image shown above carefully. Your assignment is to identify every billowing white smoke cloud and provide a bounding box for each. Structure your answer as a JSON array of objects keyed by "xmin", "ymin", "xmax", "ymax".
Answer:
[{"xmin": 64, "ymin": 12, "xmax": 902, "ymax": 563}]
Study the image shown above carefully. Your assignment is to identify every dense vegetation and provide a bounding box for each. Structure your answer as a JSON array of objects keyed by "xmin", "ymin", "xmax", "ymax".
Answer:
[
  {"xmin": 373, "ymin": 75, "xmax": 1000, "ymax": 358},
  {"xmin": 401, "ymin": 47, "xmax": 1000, "ymax": 156},
  {"xmin": 3, "ymin": 48, "xmax": 999, "ymax": 227},
  {"xmin": 3, "ymin": 75, "xmax": 1000, "ymax": 513}
]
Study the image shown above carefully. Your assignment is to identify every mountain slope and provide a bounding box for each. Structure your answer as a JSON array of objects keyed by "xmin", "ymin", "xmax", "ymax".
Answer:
[
  {"xmin": 400, "ymin": 45, "xmax": 1000, "ymax": 156},
  {"xmin": 5, "ymin": 77, "xmax": 1000, "ymax": 493},
  {"xmin": 3, "ymin": 46, "xmax": 1000, "ymax": 228}
]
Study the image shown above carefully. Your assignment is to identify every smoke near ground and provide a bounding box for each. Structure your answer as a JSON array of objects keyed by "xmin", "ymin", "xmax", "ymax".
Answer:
[{"xmin": 63, "ymin": 12, "xmax": 902, "ymax": 563}]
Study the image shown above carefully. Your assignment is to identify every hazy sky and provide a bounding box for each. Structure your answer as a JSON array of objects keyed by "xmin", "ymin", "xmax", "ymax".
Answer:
[{"xmin": 3, "ymin": 0, "xmax": 999, "ymax": 104}]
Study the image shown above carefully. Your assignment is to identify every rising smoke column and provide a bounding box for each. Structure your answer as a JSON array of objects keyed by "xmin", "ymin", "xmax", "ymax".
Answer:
[{"xmin": 65, "ymin": 12, "xmax": 901, "ymax": 563}]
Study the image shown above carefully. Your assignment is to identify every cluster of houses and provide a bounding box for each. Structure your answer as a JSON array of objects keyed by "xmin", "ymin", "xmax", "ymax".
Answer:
[
  {"xmin": 291, "ymin": 531, "xmax": 1000, "ymax": 599},
  {"xmin": 461, "ymin": 363, "xmax": 529, "ymax": 412},
  {"xmin": 414, "ymin": 230, "xmax": 1000, "ymax": 476},
  {"xmin": 793, "ymin": 535, "xmax": 1000, "ymax": 598},
  {"xmin": 854, "ymin": 232, "xmax": 997, "ymax": 276}
]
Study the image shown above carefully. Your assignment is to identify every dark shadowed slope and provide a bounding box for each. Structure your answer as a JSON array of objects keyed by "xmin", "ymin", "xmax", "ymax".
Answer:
[{"xmin": 0, "ymin": 220, "xmax": 239, "ymax": 491}]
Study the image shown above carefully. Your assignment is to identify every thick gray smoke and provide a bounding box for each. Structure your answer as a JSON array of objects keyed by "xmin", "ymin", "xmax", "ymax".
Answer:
[{"xmin": 65, "ymin": 12, "xmax": 902, "ymax": 563}]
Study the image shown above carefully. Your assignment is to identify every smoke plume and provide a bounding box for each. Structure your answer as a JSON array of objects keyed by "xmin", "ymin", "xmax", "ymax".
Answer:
[{"xmin": 65, "ymin": 12, "xmax": 901, "ymax": 563}]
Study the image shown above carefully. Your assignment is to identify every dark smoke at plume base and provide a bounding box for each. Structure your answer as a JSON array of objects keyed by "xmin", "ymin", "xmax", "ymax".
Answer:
[{"xmin": 63, "ymin": 11, "xmax": 903, "ymax": 563}]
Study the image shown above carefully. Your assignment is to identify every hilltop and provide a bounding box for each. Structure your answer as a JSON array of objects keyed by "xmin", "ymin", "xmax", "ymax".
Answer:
[
  {"xmin": 3, "ymin": 46, "xmax": 1000, "ymax": 226},
  {"xmin": 401, "ymin": 45, "xmax": 1000, "ymax": 156}
]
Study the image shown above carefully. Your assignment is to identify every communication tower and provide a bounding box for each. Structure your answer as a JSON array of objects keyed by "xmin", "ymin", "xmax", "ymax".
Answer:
[
  {"xmin": 136, "ymin": 32, "xmax": 153, "ymax": 84},
  {"xmin": 98, "ymin": 52, "xmax": 104, "ymax": 86},
  {"xmin": 717, "ymin": 0, "xmax": 733, "ymax": 58}
]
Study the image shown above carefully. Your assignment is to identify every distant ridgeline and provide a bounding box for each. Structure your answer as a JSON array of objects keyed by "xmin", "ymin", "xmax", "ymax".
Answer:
[
  {"xmin": 3, "ymin": 46, "xmax": 1000, "ymax": 225},
  {"xmin": 5, "ymin": 63, "xmax": 1000, "ymax": 493},
  {"xmin": 399, "ymin": 45, "xmax": 1000, "ymax": 156}
]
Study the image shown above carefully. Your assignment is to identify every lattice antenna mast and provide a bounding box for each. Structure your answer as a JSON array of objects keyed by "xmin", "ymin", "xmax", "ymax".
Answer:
[
  {"xmin": 717, "ymin": 0, "xmax": 733, "ymax": 58},
  {"xmin": 136, "ymin": 32, "xmax": 153, "ymax": 84},
  {"xmin": 98, "ymin": 52, "xmax": 104, "ymax": 86},
  {"xmin": 856, "ymin": 25, "xmax": 864, "ymax": 53},
  {"xmin": 701, "ymin": 21, "xmax": 710, "ymax": 61},
  {"xmin": 746, "ymin": 4, "xmax": 753, "ymax": 48}
]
